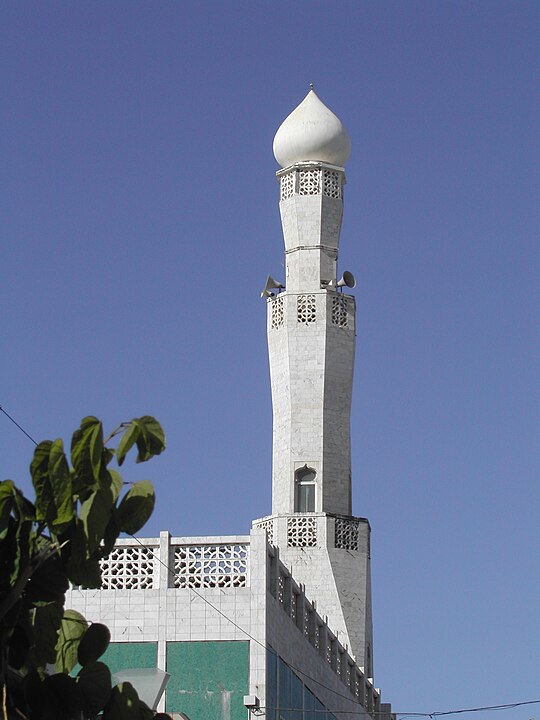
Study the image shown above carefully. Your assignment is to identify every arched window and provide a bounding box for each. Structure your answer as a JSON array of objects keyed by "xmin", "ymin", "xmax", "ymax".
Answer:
[{"xmin": 295, "ymin": 466, "xmax": 316, "ymax": 512}]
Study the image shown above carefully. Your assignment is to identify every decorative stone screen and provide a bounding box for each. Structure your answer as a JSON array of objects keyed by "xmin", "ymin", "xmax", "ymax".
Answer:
[
  {"xmin": 326, "ymin": 637, "xmax": 332, "ymax": 665},
  {"xmin": 255, "ymin": 518, "xmax": 274, "ymax": 545},
  {"xmin": 345, "ymin": 663, "xmax": 352, "ymax": 689},
  {"xmin": 280, "ymin": 171, "xmax": 295, "ymax": 200},
  {"xmin": 298, "ymin": 168, "xmax": 321, "ymax": 195},
  {"xmin": 100, "ymin": 545, "xmax": 156, "ymax": 590},
  {"xmin": 290, "ymin": 591, "xmax": 297, "ymax": 623},
  {"xmin": 279, "ymin": 167, "xmax": 343, "ymax": 200},
  {"xmin": 323, "ymin": 169, "xmax": 342, "ymax": 198},
  {"xmin": 268, "ymin": 558, "xmax": 376, "ymax": 709},
  {"xmin": 332, "ymin": 295, "xmax": 348, "ymax": 327},
  {"xmin": 335, "ymin": 518, "xmax": 360, "ymax": 551},
  {"xmin": 297, "ymin": 294, "xmax": 316, "ymax": 324},
  {"xmin": 305, "ymin": 608, "xmax": 313, "ymax": 641},
  {"xmin": 173, "ymin": 543, "xmax": 248, "ymax": 588},
  {"xmin": 270, "ymin": 296, "xmax": 284, "ymax": 330},
  {"xmin": 314, "ymin": 624, "xmax": 321, "ymax": 651},
  {"xmin": 287, "ymin": 516, "xmax": 317, "ymax": 547}
]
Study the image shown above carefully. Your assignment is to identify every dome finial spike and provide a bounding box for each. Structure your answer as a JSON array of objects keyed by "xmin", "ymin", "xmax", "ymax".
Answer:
[{"xmin": 309, "ymin": 82, "xmax": 314, "ymax": 91}]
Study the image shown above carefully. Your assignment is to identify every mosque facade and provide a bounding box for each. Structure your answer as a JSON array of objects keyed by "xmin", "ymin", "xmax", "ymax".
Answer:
[{"xmin": 67, "ymin": 89, "xmax": 395, "ymax": 720}]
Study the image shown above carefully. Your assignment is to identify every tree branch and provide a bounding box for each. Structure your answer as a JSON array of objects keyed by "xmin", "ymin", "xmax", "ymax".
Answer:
[{"xmin": 103, "ymin": 422, "xmax": 130, "ymax": 445}]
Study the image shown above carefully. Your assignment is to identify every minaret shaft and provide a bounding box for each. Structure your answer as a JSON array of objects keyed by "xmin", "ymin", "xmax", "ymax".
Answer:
[
  {"xmin": 269, "ymin": 163, "xmax": 354, "ymax": 516},
  {"xmin": 268, "ymin": 288, "xmax": 355, "ymax": 516},
  {"xmin": 254, "ymin": 88, "xmax": 373, "ymax": 673}
]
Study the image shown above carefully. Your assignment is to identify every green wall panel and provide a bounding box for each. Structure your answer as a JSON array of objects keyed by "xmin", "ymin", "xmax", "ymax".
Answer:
[
  {"xmin": 101, "ymin": 642, "xmax": 157, "ymax": 674},
  {"xmin": 166, "ymin": 641, "xmax": 249, "ymax": 719}
]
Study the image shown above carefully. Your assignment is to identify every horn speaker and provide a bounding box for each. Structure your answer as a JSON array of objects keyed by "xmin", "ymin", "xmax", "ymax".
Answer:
[
  {"xmin": 331, "ymin": 271, "xmax": 356, "ymax": 289},
  {"xmin": 261, "ymin": 275, "xmax": 285, "ymax": 298}
]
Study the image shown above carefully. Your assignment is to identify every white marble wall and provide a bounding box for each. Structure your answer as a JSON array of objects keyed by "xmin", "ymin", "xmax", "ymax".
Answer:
[
  {"xmin": 66, "ymin": 531, "xmax": 267, "ymax": 713},
  {"xmin": 65, "ymin": 529, "xmax": 383, "ymax": 717},
  {"xmin": 268, "ymin": 290, "xmax": 356, "ymax": 517}
]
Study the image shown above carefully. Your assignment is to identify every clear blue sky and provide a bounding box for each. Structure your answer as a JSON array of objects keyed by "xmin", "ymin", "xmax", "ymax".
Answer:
[{"xmin": 2, "ymin": 2, "xmax": 538, "ymax": 718}]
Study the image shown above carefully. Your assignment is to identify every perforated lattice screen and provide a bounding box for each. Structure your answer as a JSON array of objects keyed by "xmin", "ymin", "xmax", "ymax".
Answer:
[
  {"xmin": 270, "ymin": 296, "xmax": 284, "ymax": 330},
  {"xmin": 287, "ymin": 516, "xmax": 317, "ymax": 547},
  {"xmin": 255, "ymin": 518, "xmax": 274, "ymax": 544},
  {"xmin": 279, "ymin": 168, "xmax": 343, "ymax": 200},
  {"xmin": 297, "ymin": 294, "xmax": 316, "ymax": 324},
  {"xmin": 323, "ymin": 169, "xmax": 342, "ymax": 198},
  {"xmin": 173, "ymin": 543, "xmax": 248, "ymax": 588},
  {"xmin": 100, "ymin": 545, "xmax": 156, "ymax": 589},
  {"xmin": 280, "ymin": 172, "xmax": 295, "ymax": 200},
  {"xmin": 335, "ymin": 518, "xmax": 360, "ymax": 550},
  {"xmin": 332, "ymin": 295, "xmax": 348, "ymax": 327},
  {"xmin": 298, "ymin": 169, "xmax": 321, "ymax": 195}
]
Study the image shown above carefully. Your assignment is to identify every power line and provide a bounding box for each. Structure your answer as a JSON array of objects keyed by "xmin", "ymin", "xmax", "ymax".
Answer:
[
  {"xmin": 128, "ymin": 535, "xmax": 540, "ymax": 720},
  {"xmin": 254, "ymin": 700, "xmax": 540, "ymax": 718},
  {"xmin": 0, "ymin": 405, "xmax": 363, "ymax": 710},
  {"xmin": 128, "ymin": 533, "xmax": 374, "ymax": 710},
  {"xmin": 3, "ymin": 407, "xmax": 538, "ymax": 719},
  {"xmin": 0, "ymin": 404, "xmax": 37, "ymax": 445},
  {"xmin": 0, "ymin": 407, "xmax": 361, "ymax": 710}
]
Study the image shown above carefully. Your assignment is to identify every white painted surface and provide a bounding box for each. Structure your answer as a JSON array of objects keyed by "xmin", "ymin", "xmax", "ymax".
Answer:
[{"xmin": 273, "ymin": 89, "xmax": 351, "ymax": 168}]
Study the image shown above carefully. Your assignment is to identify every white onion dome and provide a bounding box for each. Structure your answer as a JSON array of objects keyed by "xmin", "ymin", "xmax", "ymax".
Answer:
[{"xmin": 273, "ymin": 88, "xmax": 351, "ymax": 168}]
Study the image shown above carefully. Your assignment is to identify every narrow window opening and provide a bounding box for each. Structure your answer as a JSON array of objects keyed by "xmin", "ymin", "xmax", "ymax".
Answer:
[{"xmin": 295, "ymin": 465, "xmax": 316, "ymax": 512}]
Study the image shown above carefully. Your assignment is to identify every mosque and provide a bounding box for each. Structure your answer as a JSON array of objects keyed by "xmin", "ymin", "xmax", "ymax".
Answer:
[{"xmin": 67, "ymin": 88, "xmax": 396, "ymax": 720}]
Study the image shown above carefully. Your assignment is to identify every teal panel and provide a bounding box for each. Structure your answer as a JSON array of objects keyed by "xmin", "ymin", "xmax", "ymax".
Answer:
[
  {"xmin": 166, "ymin": 641, "xmax": 249, "ymax": 719},
  {"xmin": 267, "ymin": 648, "xmax": 278, "ymax": 720},
  {"xmin": 278, "ymin": 657, "xmax": 291, "ymax": 720},
  {"xmin": 101, "ymin": 642, "xmax": 157, "ymax": 674},
  {"xmin": 291, "ymin": 672, "xmax": 303, "ymax": 720}
]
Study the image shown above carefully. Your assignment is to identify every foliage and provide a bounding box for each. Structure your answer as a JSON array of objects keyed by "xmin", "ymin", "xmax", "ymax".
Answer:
[{"xmin": 0, "ymin": 415, "xmax": 171, "ymax": 720}]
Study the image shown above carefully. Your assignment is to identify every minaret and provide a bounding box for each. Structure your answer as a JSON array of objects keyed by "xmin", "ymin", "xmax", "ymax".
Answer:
[{"xmin": 255, "ymin": 88, "xmax": 373, "ymax": 675}]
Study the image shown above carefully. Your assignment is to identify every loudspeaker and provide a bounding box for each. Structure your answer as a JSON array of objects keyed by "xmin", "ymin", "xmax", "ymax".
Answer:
[
  {"xmin": 331, "ymin": 271, "xmax": 356, "ymax": 289},
  {"xmin": 260, "ymin": 274, "xmax": 285, "ymax": 298}
]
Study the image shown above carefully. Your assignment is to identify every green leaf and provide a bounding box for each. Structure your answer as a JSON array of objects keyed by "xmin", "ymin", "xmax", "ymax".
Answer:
[
  {"xmin": 100, "ymin": 510, "xmax": 120, "ymax": 558},
  {"xmin": 43, "ymin": 673, "xmax": 84, "ymax": 718},
  {"xmin": 65, "ymin": 522, "xmax": 102, "ymax": 587},
  {"xmin": 31, "ymin": 440, "xmax": 54, "ymax": 523},
  {"xmin": 71, "ymin": 416, "xmax": 103, "ymax": 490},
  {"xmin": 78, "ymin": 661, "xmax": 113, "ymax": 716},
  {"xmin": 30, "ymin": 599, "xmax": 64, "ymax": 667},
  {"xmin": 102, "ymin": 682, "xmax": 142, "ymax": 720},
  {"xmin": 69, "ymin": 557, "xmax": 101, "ymax": 589},
  {"xmin": 103, "ymin": 447, "xmax": 115, "ymax": 466},
  {"xmin": 135, "ymin": 416, "xmax": 165, "ymax": 463},
  {"xmin": 109, "ymin": 469, "xmax": 124, "ymax": 502},
  {"xmin": 55, "ymin": 609, "xmax": 88, "ymax": 674},
  {"xmin": 24, "ymin": 545, "xmax": 68, "ymax": 603},
  {"xmin": 48, "ymin": 439, "xmax": 75, "ymax": 529},
  {"xmin": 116, "ymin": 422, "xmax": 139, "ymax": 467},
  {"xmin": 89, "ymin": 421, "xmax": 104, "ymax": 482},
  {"xmin": 140, "ymin": 703, "xmax": 156, "ymax": 720},
  {"xmin": 12, "ymin": 483, "xmax": 36, "ymax": 521},
  {"xmin": 10, "ymin": 518, "xmax": 33, "ymax": 587},
  {"xmin": 23, "ymin": 670, "xmax": 46, "ymax": 716},
  {"xmin": 80, "ymin": 483, "xmax": 114, "ymax": 555},
  {"xmin": 0, "ymin": 480, "xmax": 15, "ymax": 540},
  {"xmin": 8, "ymin": 622, "xmax": 30, "ymax": 670},
  {"xmin": 77, "ymin": 622, "xmax": 111, "ymax": 666},
  {"xmin": 116, "ymin": 480, "xmax": 155, "ymax": 535},
  {"xmin": 0, "ymin": 520, "xmax": 18, "ymax": 589}
]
